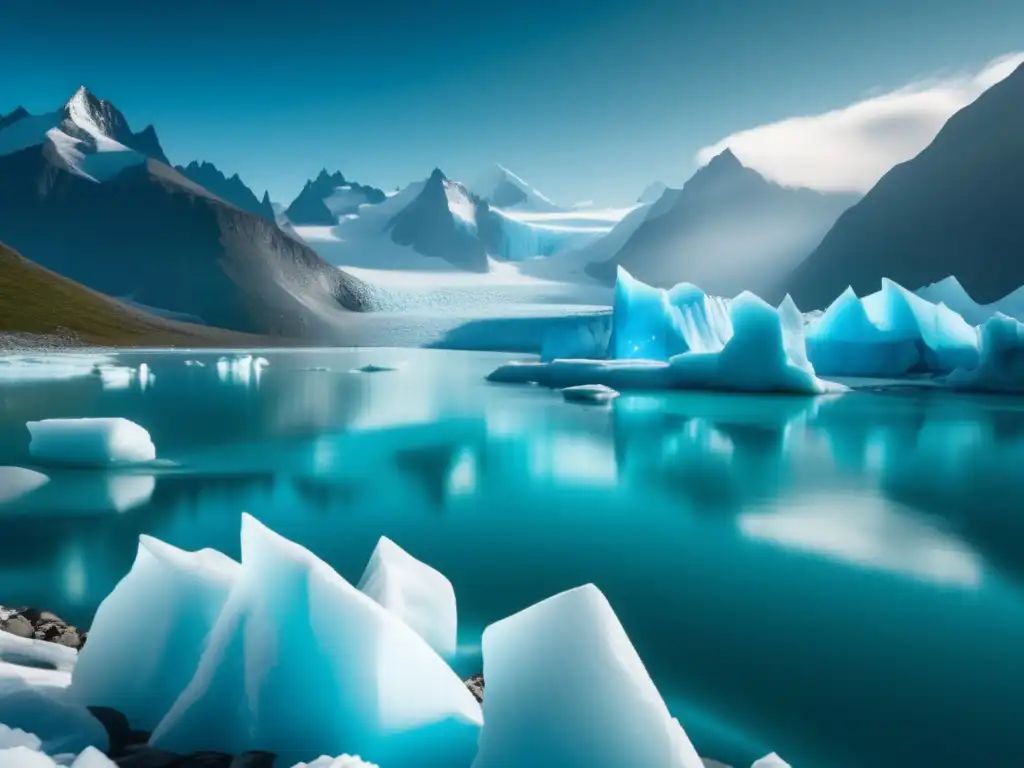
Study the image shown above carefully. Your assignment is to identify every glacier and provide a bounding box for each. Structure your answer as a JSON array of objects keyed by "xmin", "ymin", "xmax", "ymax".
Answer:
[
  {"xmin": 148, "ymin": 514, "xmax": 482, "ymax": 767},
  {"xmin": 539, "ymin": 314, "xmax": 612, "ymax": 362},
  {"xmin": 947, "ymin": 314, "xmax": 1024, "ymax": 393},
  {"xmin": 357, "ymin": 537, "xmax": 459, "ymax": 658},
  {"xmin": 488, "ymin": 268, "xmax": 831, "ymax": 394},
  {"xmin": 471, "ymin": 583, "xmax": 704, "ymax": 768},
  {"xmin": 69, "ymin": 537, "xmax": 240, "ymax": 731},
  {"xmin": 805, "ymin": 279, "xmax": 980, "ymax": 377},
  {"xmin": 27, "ymin": 419, "xmax": 156, "ymax": 467}
]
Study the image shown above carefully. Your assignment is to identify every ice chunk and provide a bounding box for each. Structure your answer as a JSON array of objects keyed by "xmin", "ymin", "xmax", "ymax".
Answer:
[
  {"xmin": 216, "ymin": 355, "xmax": 268, "ymax": 386},
  {"xmin": 0, "ymin": 723, "xmax": 41, "ymax": 750},
  {"xmin": 750, "ymin": 754, "xmax": 791, "ymax": 768},
  {"xmin": 150, "ymin": 515, "xmax": 482, "ymax": 767},
  {"xmin": 184, "ymin": 360, "xmax": 206, "ymax": 368},
  {"xmin": 561, "ymin": 384, "xmax": 620, "ymax": 404},
  {"xmin": 27, "ymin": 419, "xmax": 156, "ymax": 466},
  {"xmin": 0, "ymin": 627, "xmax": 78, "ymax": 688},
  {"xmin": 0, "ymin": 467, "xmax": 49, "ymax": 505},
  {"xmin": 540, "ymin": 315, "xmax": 611, "ymax": 362},
  {"xmin": 69, "ymin": 537, "xmax": 239, "ymax": 732},
  {"xmin": 610, "ymin": 267, "xmax": 731, "ymax": 361},
  {"xmin": 777, "ymin": 295, "xmax": 810, "ymax": 370},
  {"xmin": 0, "ymin": 676, "xmax": 108, "ymax": 756},
  {"xmin": 353, "ymin": 363, "xmax": 398, "ymax": 373},
  {"xmin": 472, "ymin": 583, "xmax": 704, "ymax": 768},
  {"xmin": 0, "ymin": 354, "xmax": 116, "ymax": 383},
  {"xmin": 807, "ymin": 280, "xmax": 980, "ymax": 377},
  {"xmin": 0, "ymin": 746, "xmax": 117, "ymax": 768},
  {"xmin": 357, "ymin": 537, "xmax": 458, "ymax": 658},
  {"xmin": 947, "ymin": 314, "xmax": 1024, "ymax": 393},
  {"xmin": 292, "ymin": 756, "xmax": 380, "ymax": 768}
]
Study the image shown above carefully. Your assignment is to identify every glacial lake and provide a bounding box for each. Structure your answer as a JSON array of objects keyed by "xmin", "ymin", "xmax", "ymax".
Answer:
[{"xmin": 0, "ymin": 348, "xmax": 1022, "ymax": 768}]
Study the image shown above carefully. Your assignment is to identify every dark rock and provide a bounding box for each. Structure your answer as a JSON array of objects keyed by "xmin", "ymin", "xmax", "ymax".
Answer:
[
  {"xmin": 229, "ymin": 752, "xmax": 276, "ymax": 768},
  {"xmin": 115, "ymin": 747, "xmax": 181, "ymax": 767},
  {"xmin": 174, "ymin": 752, "xmax": 233, "ymax": 767},
  {"xmin": 88, "ymin": 707, "xmax": 133, "ymax": 758},
  {"xmin": 465, "ymin": 674, "xmax": 485, "ymax": 703},
  {"xmin": 0, "ymin": 614, "xmax": 34, "ymax": 638}
]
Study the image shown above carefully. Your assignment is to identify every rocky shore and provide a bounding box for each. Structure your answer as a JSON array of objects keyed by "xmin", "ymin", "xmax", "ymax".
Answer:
[{"xmin": 1, "ymin": 604, "xmax": 739, "ymax": 768}]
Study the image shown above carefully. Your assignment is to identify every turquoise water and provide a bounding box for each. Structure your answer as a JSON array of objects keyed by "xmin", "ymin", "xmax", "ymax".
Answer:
[{"xmin": 1, "ymin": 348, "xmax": 1022, "ymax": 768}]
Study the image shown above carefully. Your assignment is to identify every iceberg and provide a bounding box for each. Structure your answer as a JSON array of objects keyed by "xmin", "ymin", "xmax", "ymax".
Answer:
[
  {"xmin": 539, "ymin": 315, "xmax": 611, "ymax": 362},
  {"xmin": 216, "ymin": 355, "xmax": 269, "ymax": 386},
  {"xmin": 561, "ymin": 384, "xmax": 620, "ymax": 404},
  {"xmin": 610, "ymin": 267, "xmax": 732, "ymax": 361},
  {"xmin": 27, "ymin": 419, "xmax": 156, "ymax": 467},
  {"xmin": 0, "ymin": 723, "xmax": 41, "ymax": 750},
  {"xmin": 69, "ymin": 537, "xmax": 239, "ymax": 732},
  {"xmin": 0, "ymin": 467, "xmax": 49, "ymax": 505},
  {"xmin": 357, "ymin": 537, "xmax": 458, "ymax": 659},
  {"xmin": 806, "ymin": 280, "xmax": 980, "ymax": 377},
  {"xmin": 947, "ymin": 314, "xmax": 1024, "ymax": 393},
  {"xmin": 471, "ymin": 583, "xmax": 704, "ymax": 768},
  {"xmin": 489, "ymin": 276, "xmax": 831, "ymax": 394},
  {"xmin": 149, "ymin": 515, "xmax": 482, "ymax": 767}
]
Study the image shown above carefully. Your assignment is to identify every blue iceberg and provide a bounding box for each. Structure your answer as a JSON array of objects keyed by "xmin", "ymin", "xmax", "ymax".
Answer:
[
  {"xmin": 947, "ymin": 314, "xmax": 1024, "ymax": 393},
  {"xmin": 806, "ymin": 280, "xmax": 980, "ymax": 377},
  {"xmin": 489, "ymin": 269, "xmax": 831, "ymax": 394}
]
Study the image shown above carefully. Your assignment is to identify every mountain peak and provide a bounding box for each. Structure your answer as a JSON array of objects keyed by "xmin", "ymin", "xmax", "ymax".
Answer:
[
  {"xmin": 707, "ymin": 148, "xmax": 742, "ymax": 170},
  {"xmin": 429, "ymin": 167, "xmax": 448, "ymax": 183},
  {"xmin": 0, "ymin": 106, "xmax": 29, "ymax": 131}
]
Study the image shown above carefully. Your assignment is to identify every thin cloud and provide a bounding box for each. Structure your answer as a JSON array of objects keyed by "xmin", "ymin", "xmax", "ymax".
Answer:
[{"xmin": 696, "ymin": 52, "xmax": 1024, "ymax": 193}]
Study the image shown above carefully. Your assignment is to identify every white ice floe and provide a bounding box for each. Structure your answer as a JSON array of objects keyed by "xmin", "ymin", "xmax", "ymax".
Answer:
[
  {"xmin": 0, "ymin": 467, "xmax": 50, "ymax": 505},
  {"xmin": 27, "ymin": 418, "xmax": 156, "ymax": 466},
  {"xmin": 561, "ymin": 384, "xmax": 620, "ymax": 404}
]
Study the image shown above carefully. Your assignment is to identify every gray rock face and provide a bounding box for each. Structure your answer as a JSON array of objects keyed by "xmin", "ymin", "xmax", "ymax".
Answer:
[
  {"xmin": 176, "ymin": 161, "xmax": 276, "ymax": 222},
  {"xmin": 0, "ymin": 605, "xmax": 87, "ymax": 649},
  {"xmin": 285, "ymin": 169, "xmax": 385, "ymax": 225}
]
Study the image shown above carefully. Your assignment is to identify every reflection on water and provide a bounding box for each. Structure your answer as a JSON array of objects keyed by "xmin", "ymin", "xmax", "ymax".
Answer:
[{"xmin": 0, "ymin": 349, "xmax": 1022, "ymax": 768}]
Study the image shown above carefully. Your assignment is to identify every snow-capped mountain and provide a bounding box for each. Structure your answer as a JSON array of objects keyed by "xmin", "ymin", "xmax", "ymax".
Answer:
[
  {"xmin": 0, "ymin": 86, "xmax": 170, "ymax": 183},
  {"xmin": 786, "ymin": 60, "xmax": 1024, "ymax": 310},
  {"xmin": 468, "ymin": 164, "xmax": 561, "ymax": 212},
  {"xmin": 284, "ymin": 169, "xmax": 386, "ymax": 225},
  {"xmin": 583, "ymin": 149, "xmax": 858, "ymax": 301},
  {"xmin": 0, "ymin": 87, "xmax": 375, "ymax": 337},
  {"xmin": 175, "ymin": 160, "xmax": 275, "ymax": 221}
]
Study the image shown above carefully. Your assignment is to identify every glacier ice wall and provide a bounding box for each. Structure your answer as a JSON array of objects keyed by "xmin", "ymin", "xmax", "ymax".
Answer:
[
  {"xmin": 539, "ymin": 315, "xmax": 612, "ymax": 362},
  {"xmin": 947, "ymin": 313, "xmax": 1024, "ymax": 393},
  {"xmin": 148, "ymin": 514, "xmax": 481, "ymax": 767},
  {"xmin": 806, "ymin": 279, "xmax": 980, "ymax": 377},
  {"xmin": 471, "ymin": 583, "xmax": 704, "ymax": 768}
]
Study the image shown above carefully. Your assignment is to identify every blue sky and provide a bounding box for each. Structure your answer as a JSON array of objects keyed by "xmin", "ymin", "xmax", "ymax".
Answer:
[{"xmin": 1, "ymin": 0, "xmax": 1022, "ymax": 206}]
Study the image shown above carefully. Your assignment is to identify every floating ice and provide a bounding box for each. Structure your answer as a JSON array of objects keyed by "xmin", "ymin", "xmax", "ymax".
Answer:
[
  {"xmin": 0, "ymin": 467, "xmax": 49, "ymax": 505},
  {"xmin": 947, "ymin": 314, "xmax": 1024, "ymax": 393},
  {"xmin": 489, "ymin": 286, "xmax": 830, "ymax": 394},
  {"xmin": 0, "ymin": 354, "xmax": 116, "ymax": 383},
  {"xmin": 0, "ymin": 746, "xmax": 117, "ymax": 768},
  {"xmin": 751, "ymin": 753, "xmax": 791, "ymax": 768},
  {"xmin": 149, "ymin": 515, "xmax": 482, "ymax": 767},
  {"xmin": 70, "ymin": 537, "xmax": 240, "ymax": 732},
  {"xmin": 0, "ymin": 676, "xmax": 108, "ymax": 756},
  {"xmin": 216, "ymin": 355, "xmax": 269, "ymax": 386},
  {"xmin": 96, "ymin": 363, "xmax": 154, "ymax": 391},
  {"xmin": 472, "ymin": 583, "xmax": 704, "ymax": 768},
  {"xmin": 610, "ymin": 267, "xmax": 732, "ymax": 361},
  {"xmin": 184, "ymin": 360, "xmax": 206, "ymax": 368},
  {"xmin": 539, "ymin": 315, "xmax": 611, "ymax": 362},
  {"xmin": 292, "ymin": 756, "xmax": 380, "ymax": 768},
  {"xmin": 27, "ymin": 419, "xmax": 156, "ymax": 467},
  {"xmin": 561, "ymin": 384, "xmax": 620, "ymax": 404},
  {"xmin": 806, "ymin": 280, "xmax": 980, "ymax": 377},
  {"xmin": 0, "ymin": 629, "xmax": 78, "ymax": 689},
  {"xmin": 357, "ymin": 537, "xmax": 458, "ymax": 658},
  {"xmin": 353, "ymin": 363, "xmax": 398, "ymax": 373}
]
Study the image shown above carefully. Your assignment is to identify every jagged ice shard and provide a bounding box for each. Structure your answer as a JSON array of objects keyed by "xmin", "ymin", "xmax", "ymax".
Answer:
[
  {"xmin": 69, "ymin": 538, "xmax": 240, "ymax": 731},
  {"xmin": 357, "ymin": 537, "xmax": 459, "ymax": 658},
  {"xmin": 472, "ymin": 584, "xmax": 704, "ymax": 768},
  {"xmin": 947, "ymin": 313, "xmax": 1024, "ymax": 393},
  {"xmin": 806, "ymin": 279, "xmax": 980, "ymax": 377},
  {"xmin": 489, "ymin": 268, "xmax": 831, "ymax": 394},
  {"xmin": 148, "ymin": 514, "xmax": 482, "ymax": 767}
]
